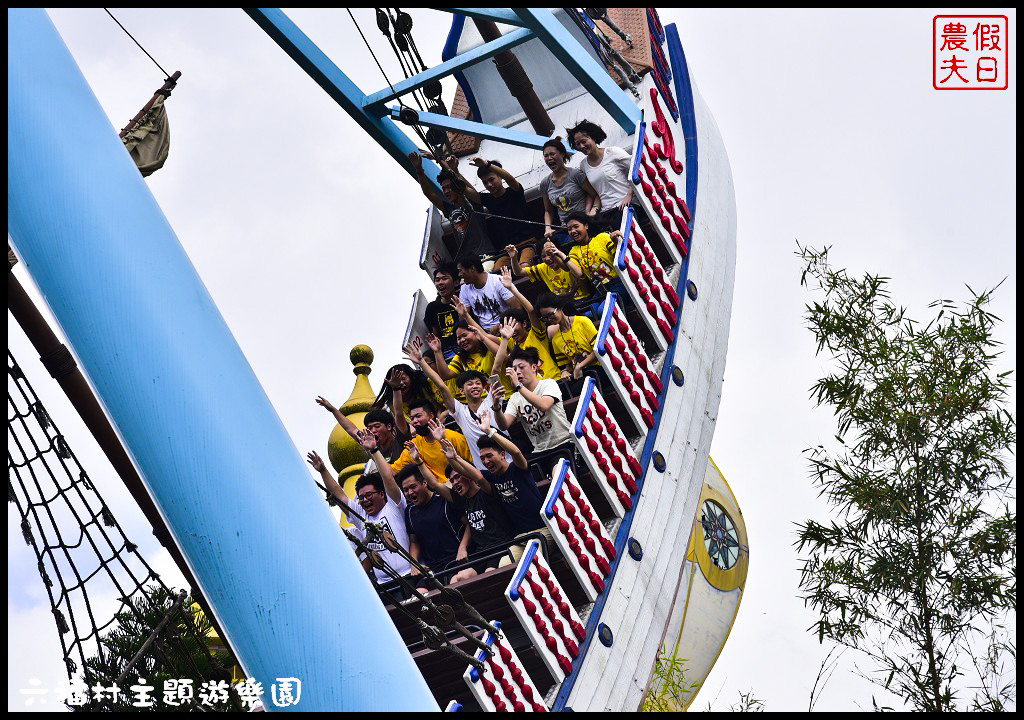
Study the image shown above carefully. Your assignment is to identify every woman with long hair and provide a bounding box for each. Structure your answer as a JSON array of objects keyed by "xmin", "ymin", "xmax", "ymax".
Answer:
[
  {"xmin": 374, "ymin": 363, "xmax": 439, "ymax": 435},
  {"xmin": 539, "ymin": 136, "xmax": 599, "ymax": 247},
  {"xmin": 429, "ymin": 301, "xmax": 497, "ymax": 401}
]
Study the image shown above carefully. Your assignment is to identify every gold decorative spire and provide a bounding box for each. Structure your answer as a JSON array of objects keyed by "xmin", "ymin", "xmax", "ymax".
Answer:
[
  {"xmin": 339, "ymin": 345, "xmax": 375, "ymax": 415},
  {"xmin": 326, "ymin": 347, "xmax": 380, "ymax": 523}
]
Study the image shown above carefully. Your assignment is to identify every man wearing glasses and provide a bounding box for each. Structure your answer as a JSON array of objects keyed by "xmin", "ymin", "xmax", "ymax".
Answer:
[{"xmin": 307, "ymin": 431, "xmax": 411, "ymax": 600}]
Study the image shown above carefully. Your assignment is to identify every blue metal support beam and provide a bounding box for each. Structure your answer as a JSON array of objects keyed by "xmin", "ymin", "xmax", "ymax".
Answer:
[
  {"xmin": 8, "ymin": 8, "xmax": 437, "ymax": 711},
  {"xmin": 511, "ymin": 8, "xmax": 642, "ymax": 133},
  {"xmin": 389, "ymin": 106, "xmax": 550, "ymax": 150},
  {"xmin": 244, "ymin": 8, "xmax": 440, "ymax": 188},
  {"xmin": 363, "ymin": 27, "xmax": 534, "ymax": 113},
  {"xmin": 430, "ymin": 7, "xmax": 526, "ymax": 27}
]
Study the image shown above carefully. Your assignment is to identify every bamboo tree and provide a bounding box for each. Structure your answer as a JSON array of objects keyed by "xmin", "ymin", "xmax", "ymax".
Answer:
[{"xmin": 795, "ymin": 245, "xmax": 1016, "ymax": 711}]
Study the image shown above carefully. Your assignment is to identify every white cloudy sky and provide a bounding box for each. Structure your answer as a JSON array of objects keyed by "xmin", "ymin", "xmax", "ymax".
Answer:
[{"xmin": 9, "ymin": 8, "xmax": 1016, "ymax": 712}]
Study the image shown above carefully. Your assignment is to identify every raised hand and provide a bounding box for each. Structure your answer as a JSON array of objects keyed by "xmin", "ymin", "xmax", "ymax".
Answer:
[
  {"xmin": 404, "ymin": 440, "xmax": 423, "ymax": 465},
  {"xmin": 440, "ymin": 438, "xmax": 457, "ymax": 461},
  {"xmin": 453, "ymin": 297, "xmax": 469, "ymax": 318},
  {"xmin": 357, "ymin": 430, "xmax": 379, "ymax": 455},
  {"xmin": 306, "ymin": 451, "xmax": 327, "ymax": 473},
  {"xmin": 427, "ymin": 418, "xmax": 447, "ymax": 442},
  {"xmin": 469, "ymin": 157, "xmax": 487, "ymax": 168},
  {"xmin": 476, "ymin": 409, "xmax": 492, "ymax": 435},
  {"xmin": 504, "ymin": 244, "xmax": 518, "ymax": 259},
  {"xmin": 500, "ymin": 265, "xmax": 515, "ymax": 290},
  {"xmin": 499, "ymin": 317, "xmax": 518, "ymax": 340},
  {"xmin": 315, "ymin": 396, "xmax": 337, "ymax": 414},
  {"xmin": 403, "ymin": 342, "xmax": 423, "ymax": 364},
  {"xmin": 424, "ymin": 333, "xmax": 442, "ymax": 355},
  {"xmin": 407, "ymin": 150, "xmax": 423, "ymax": 172},
  {"xmin": 384, "ymin": 368, "xmax": 403, "ymax": 391}
]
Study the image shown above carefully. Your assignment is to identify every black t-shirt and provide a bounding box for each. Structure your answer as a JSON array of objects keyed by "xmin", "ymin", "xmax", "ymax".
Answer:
[
  {"xmin": 423, "ymin": 298, "xmax": 459, "ymax": 359},
  {"xmin": 381, "ymin": 430, "xmax": 411, "ymax": 463},
  {"xmin": 443, "ymin": 198, "xmax": 494, "ymax": 256},
  {"xmin": 482, "ymin": 463, "xmax": 544, "ymax": 534},
  {"xmin": 479, "ymin": 185, "xmax": 533, "ymax": 246},
  {"xmin": 452, "ymin": 488, "xmax": 513, "ymax": 552},
  {"xmin": 405, "ymin": 492, "xmax": 465, "ymax": 571}
]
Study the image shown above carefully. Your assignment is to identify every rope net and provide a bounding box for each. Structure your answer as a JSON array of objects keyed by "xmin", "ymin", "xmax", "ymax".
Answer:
[{"xmin": 8, "ymin": 350, "xmax": 241, "ymax": 711}]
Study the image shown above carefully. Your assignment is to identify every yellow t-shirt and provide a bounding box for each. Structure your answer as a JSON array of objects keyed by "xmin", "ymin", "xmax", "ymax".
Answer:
[
  {"xmin": 506, "ymin": 326, "xmax": 561, "ymax": 384},
  {"xmin": 525, "ymin": 262, "xmax": 585, "ymax": 299},
  {"xmin": 391, "ymin": 428, "xmax": 473, "ymax": 483},
  {"xmin": 447, "ymin": 350, "xmax": 495, "ymax": 402},
  {"xmin": 550, "ymin": 315, "xmax": 598, "ymax": 370},
  {"xmin": 569, "ymin": 232, "xmax": 619, "ymax": 287}
]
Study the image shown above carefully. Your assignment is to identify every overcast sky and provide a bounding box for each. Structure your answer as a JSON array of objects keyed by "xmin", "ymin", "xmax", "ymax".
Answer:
[{"xmin": 9, "ymin": 8, "xmax": 1016, "ymax": 712}]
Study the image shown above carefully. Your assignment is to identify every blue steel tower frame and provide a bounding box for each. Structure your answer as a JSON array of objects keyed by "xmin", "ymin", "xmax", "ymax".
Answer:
[{"xmin": 7, "ymin": 7, "xmax": 642, "ymax": 712}]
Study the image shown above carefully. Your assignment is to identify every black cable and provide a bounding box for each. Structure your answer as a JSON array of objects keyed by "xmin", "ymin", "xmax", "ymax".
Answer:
[
  {"xmin": 348, "ymin": 8, "xmax": 405, "ymax": 109},
  {"xmin": 349, "ymin": 9, "xmax": 441, "ymax": 156},
  {"xmin": 103, "ymin": 8, "xmax": 172, "ymax": 80}
]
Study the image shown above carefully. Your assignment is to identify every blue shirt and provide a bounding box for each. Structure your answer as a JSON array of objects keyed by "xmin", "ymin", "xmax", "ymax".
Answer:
[{"xmin": 405, "ymin": 492, "xmax": 465, "ymax": 571}]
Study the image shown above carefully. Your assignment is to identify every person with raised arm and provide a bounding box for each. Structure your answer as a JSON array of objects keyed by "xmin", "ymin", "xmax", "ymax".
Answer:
[
  {"xmin": 536, "ymin": 292, "xmax": 599, "ymax": 380},
  {"xmin": 404, "ymin": 341, "xmax": 501, "ymax": 470},
  {"xmin": 316, "ymin": 396, "xmax": 410, "ymax": 469},
  {"xmin": 371, "ymin": 363, "xmax": 441, "ymax": 437},
  {"xmin": 425, "ymin": 313, "xmax": 496, "ymax": 403},
  {"xmin": 397, "ymin": 444, "xmax": 470, "ymax": 585},
  {"xmin": 408, "ymin": 149, "xmax": 494, "ymax": 259},
  {"xmin": 507, "ymin": 240, "xmax": 586, "ymax": 301},
  {"xmin": 456, "ymin": 252, "xmax": 521, "ymax": 331},
  {"xmin": 390, "ymin": 405, "xmax": 473, "ymax": 481},
  {"xmin": 422, "ymin": 261, "xmax": 462, "ymax": 364},
  {"xmin": 490, "ymin": 347, "xmax": 575, "ymax": 477},
  {"xmin": 565, "ymin": 119, "xmax": 634, "ymax": 232},
  {"xmin": 487, "ymin": 268, "xmax": 561, "ymax": 387},
  {"xmin": 539, "ymin": 137, "xmax": 600, "ymax": 246},
  {"xmin": 444, "ymin": 156, "xmax": 538, "ymax": 268},
  {"xmin": 470, "ymin": 410, "xmax": 545, "ymax": 538},
  {"xmin": 306, "ymin": 432, "xmax": 412, "ymax": 600},
  {"xmin": 437, "ymin": 438, "xmax": 515, "ymax": 582}
]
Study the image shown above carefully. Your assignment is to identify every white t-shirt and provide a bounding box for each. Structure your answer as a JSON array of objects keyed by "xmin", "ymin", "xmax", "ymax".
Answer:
[
  {"xmin": 348, "ymin": 494, "xmax": 411, "ymax": 584},
  {"xmin": 453, "ymin": 394, "xmax": 512, "ymax": 469},
  {"xmin": 459, "ymin": 274, "xmax": 515, "ymax": 330},
  {"xmin": 505, "ymin": 378, "xmax": 572, "ymax": 452},
  {"xmin": 581, "ymin": 145, "xmax": 632, "ymax": 210}
]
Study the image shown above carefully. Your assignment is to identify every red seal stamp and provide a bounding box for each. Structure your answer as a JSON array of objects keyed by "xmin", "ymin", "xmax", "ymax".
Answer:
[{"xmin": 934, "ymin": 15, "xmax": 1008, "ymax": 90}]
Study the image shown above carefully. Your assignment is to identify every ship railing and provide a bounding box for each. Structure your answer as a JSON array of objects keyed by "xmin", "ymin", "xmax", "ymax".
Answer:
[
  {"xmin": 448, "ymin": 88, "xmax": 695, "ymax": 708},
  {"xmin": 463, "ymin": 620, "xmax": 549, "ymax": 712}
]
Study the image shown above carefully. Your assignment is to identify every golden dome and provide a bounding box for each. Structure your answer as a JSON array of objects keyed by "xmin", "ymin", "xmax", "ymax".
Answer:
[{"xmin": 326, "ymin": 345, "xmax": 379, "ymax": 524}]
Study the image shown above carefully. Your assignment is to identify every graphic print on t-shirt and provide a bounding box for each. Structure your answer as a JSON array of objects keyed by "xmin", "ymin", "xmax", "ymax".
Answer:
[
  {"xmin": 466, "ymin": 508, "xmax": 487, "ymax": 532},
  {"xmin": 437, "ymin": 308, "xmax": 456, "ymax": 340},
  {"xmin": 519, "ymin": 400, "xmax": 554, "ymax": 440},
  {"xmin": 492, "ymin": 476, "xmax": 520, "ymax": 504},
  {"xmin": 466, "ymin": 295, "xmax": 505, "ymax": 325},
  {"xmin": 365, "ymin": 516, "xmax": 395, "ymax": 553}
]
